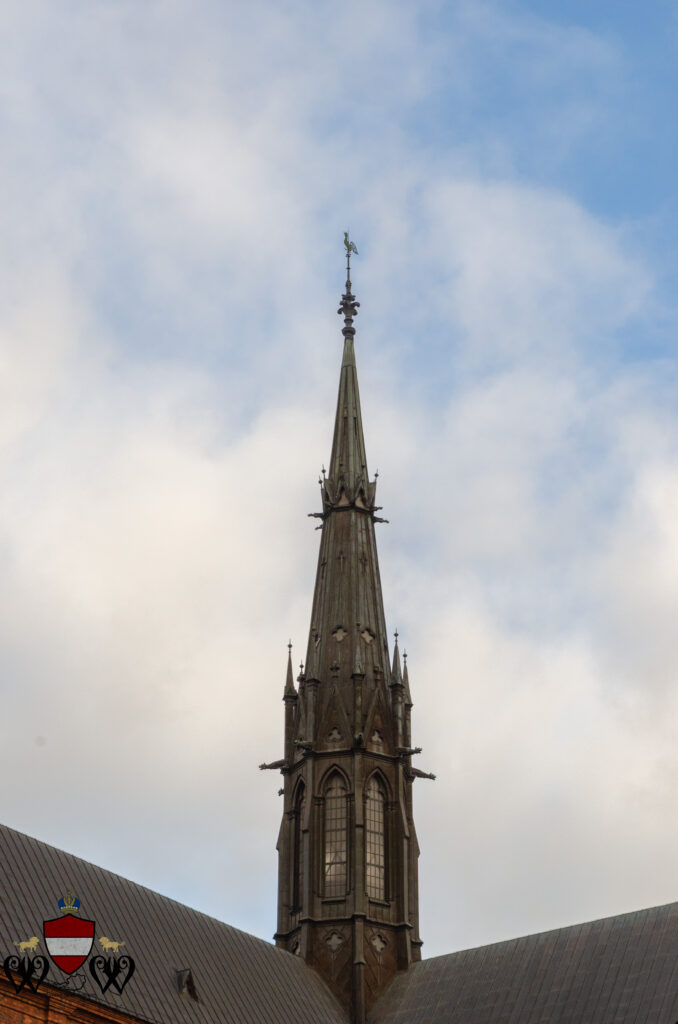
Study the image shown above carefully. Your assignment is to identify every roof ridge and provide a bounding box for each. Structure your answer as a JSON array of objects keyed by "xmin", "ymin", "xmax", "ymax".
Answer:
[{"xmin": 418, "ymin": 898, "xmax": 678, "ymax": 965}]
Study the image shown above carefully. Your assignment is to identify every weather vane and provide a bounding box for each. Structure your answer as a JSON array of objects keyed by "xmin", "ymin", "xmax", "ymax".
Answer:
[
  {"xmin": 338, "ymin": 232, "xmax": 360, "ymax": 334},
  {"xmin": 344, "ymin": 232, "xmax": 358, "ymax": 277},
  {"xmin": 344, "ymin": 231, "xmax": 358, "ymax": 257}
]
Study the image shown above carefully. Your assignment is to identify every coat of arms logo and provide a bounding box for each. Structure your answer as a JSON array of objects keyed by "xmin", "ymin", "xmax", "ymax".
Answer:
[
  {"xmin": 3, "ymin": 891, "xmax": 135, "ymax": 995},
  {"xmin": 43, "ymin": 891, "xmax": 95, "ymax": 975}
]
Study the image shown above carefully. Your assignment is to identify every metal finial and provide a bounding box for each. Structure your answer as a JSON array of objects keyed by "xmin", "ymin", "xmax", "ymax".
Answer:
[
  {"xmin": 403, "ymin": 650, "xmax": 407, "ymax": 662},
  {"xmin": 394, "ymin": 629, "xmax": 399, "ymax": 642},
  {"xmin": 288, "ymin": 639, "xmax": 292, "ymax": 654},
  {"xmin": 338, "ymin": 233, "xmax": 360, "ymax": 338},
  {"xmin": 343, "ymin": 231, "xmax": 358, "ymax": 288}
]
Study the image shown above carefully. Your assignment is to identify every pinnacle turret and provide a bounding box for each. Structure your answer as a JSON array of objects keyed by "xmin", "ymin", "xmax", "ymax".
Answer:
[
  {"xmin": 284, "ymin": 641, "xmax": 296, "ymax": 698},
  {"xmin": 403, "ymin": 650, "xmax": 412, "ymax": 706},
  {"xmin": 391, "ymin": 630, "xmax": 403, "ymax": 686}
]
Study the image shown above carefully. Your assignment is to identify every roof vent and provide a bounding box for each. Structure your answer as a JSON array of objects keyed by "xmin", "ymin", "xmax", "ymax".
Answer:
[{"xmin": 176, "ymin": 968, "xmax": 198, "ymax": 1001}]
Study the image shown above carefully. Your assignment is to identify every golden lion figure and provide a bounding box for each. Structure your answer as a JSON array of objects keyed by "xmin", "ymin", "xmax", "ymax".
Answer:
[
  {"xmin": 13, "ymin": 936, "xmax": 40, "ymax": 953},
  {"xmin": 98, "ymin": 936, "xmax": 125, "ymax": 954}
]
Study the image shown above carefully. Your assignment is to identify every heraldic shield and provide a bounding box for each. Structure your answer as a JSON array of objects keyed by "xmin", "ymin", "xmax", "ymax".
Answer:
[{"xmin": 43, "ymin": 910, "xmax": 95, "ymax": 975}]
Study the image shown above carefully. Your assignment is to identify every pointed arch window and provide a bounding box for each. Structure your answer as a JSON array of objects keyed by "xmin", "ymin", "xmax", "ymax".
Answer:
[
  {"xmin": 293, "ymin": 784, "xmax": 305, "ymax": 911},
  {"xmin": 323, "ymin": 773, "xmax": 348, "ymax": 898},
  {"xmin": 366, "ymin": 776, "xmax": 386, "ymax": 900}
]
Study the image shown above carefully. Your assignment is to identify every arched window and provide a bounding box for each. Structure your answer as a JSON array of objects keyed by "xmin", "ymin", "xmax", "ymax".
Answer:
[
  {"xmin": 365, "ymin": 776, "xmax": 386, "ymax": 900},
  {"xmin": 293, "ymin": 784, "xmax": 305, "ymax": 910},
  {"xmin": 323, "ymin": 773, "xmax": 348, "ymax": 898}
]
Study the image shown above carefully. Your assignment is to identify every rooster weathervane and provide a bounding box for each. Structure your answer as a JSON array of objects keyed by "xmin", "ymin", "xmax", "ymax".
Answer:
[{"xmin": 344, "ymin": 231, "xmax": 358, "ymax": 257}]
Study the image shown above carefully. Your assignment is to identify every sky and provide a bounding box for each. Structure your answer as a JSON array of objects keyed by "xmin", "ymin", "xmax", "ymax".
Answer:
[{"xmin": 2, "ymin": 0, "xmax": 678, "ymax": 961}]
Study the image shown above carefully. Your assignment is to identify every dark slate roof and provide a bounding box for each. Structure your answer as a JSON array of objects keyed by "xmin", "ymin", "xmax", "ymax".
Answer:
[
  {"xmin": 6, "ymin": 819, "xmax": 678, "ymax": 1024},
  {"xmin": 0, "ymin": 823, "xmax": 347, "ymax": 1024},
  {"xmin": 369, "ymin": 902, "xmax": 678, "ymax": 1024}
]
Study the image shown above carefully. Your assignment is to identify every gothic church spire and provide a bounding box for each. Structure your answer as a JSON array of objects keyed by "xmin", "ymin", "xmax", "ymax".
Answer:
[{"xmin": 274, "ymin": 243, "xmax": 423, "ymax": 1023}]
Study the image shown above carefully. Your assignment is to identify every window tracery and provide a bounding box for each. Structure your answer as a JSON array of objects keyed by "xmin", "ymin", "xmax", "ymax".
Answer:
[
  {"xmin": 366, "ymin": 776, "xmax": 386, "ymax": 900},
  {"xmin": 323, "ymin": 773, "xmax": 348, "ymax": 898}
]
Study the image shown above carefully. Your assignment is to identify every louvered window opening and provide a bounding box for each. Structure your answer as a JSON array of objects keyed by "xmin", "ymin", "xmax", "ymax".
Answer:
[
  {"xmin": 366, "ymin": 777, "xmax": 385, "ymax": 900},
  {"xmin": 324, "ymin": 777, "xmax": 347, "ymax": 897}
]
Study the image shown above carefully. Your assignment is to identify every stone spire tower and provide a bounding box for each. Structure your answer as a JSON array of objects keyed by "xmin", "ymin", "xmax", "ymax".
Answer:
[{"xmin": 271, "ymin": 245, "xmax": 429, "ymax": 1024}]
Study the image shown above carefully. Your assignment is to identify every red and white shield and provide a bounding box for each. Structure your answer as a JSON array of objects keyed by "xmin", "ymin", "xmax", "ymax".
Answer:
[{"xmin": 43, "ymin": 914, "xmax": 95, "ymax": 975}]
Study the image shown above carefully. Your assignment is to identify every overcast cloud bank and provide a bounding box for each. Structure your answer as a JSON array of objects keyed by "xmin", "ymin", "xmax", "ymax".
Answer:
[{"xmin": 1, "ymin": 0, "xmax": 678, "ymax": 957}]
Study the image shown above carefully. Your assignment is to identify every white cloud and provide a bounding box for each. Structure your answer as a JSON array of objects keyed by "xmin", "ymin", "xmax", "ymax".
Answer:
[
  {"xmin": 592, "ymin": 459, "xmax": 678, "ymax": 699},
  {"xmin": 424, "ymin": 179, "xmax": 650, "ymax": 362}
]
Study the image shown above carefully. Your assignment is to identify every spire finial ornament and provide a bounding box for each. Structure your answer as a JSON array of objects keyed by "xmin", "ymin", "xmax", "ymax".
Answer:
[
  {"xmin": 338, "ymin": 232, "xmax": 360, "ymax": 339},
  {"xmin": 284, "ymin": 642, "xmax": 296, "ymax": 697}
]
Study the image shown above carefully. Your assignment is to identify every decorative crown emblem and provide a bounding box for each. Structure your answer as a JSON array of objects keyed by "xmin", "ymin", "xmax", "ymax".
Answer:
[{"xmin": 58, "ymin": 891, "xmax": 80, "ymax": 915}]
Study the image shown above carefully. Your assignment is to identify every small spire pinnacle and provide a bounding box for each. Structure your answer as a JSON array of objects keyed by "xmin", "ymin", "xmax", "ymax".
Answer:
[
  {"xmin": 285, "ymin": 641, "xmax": 297, "ymax": 697},
  {"xmin": 403, "ymin": 650, "xmax": 412, "ymax": 704},
  {"xmin": 391, "ymin": 631, "xmax": 402, "ymax": 685}
]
